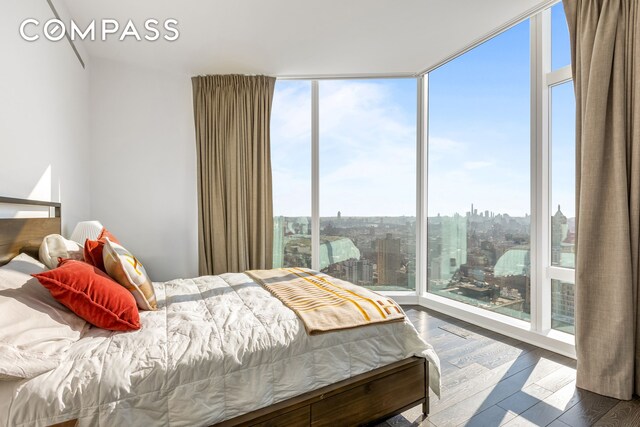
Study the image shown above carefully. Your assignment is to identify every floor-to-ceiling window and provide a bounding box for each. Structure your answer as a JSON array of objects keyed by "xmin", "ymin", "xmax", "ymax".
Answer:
[
  {"xmin": 318, "ymin": 79, "xmax": 417, "ymax": 291},
  {"xmin": 427, "ymin": 19, "xmax": 532, "ymax": 321},
  {"xmin": 550, "ymin": 81, "xmax": 575, "ymax": 334},
  {"xmin": 271, "ymin": 81, "xmax": 312, "ymax": 269},
  {"xmin": 270, "ymin": 1, "xmax": 575, "ymax": 348},
  {"xmin": 548, "ymin": 3, "xmax": 576, "ymax": 335},
  {"xmin": 272, "ymin": 78, "xmax": 418, "ymax": 291}
]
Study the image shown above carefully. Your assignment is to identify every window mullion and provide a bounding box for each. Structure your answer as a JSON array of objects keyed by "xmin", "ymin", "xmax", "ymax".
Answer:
[
  {"xmin": 417, "ymin": 75, "xmax": 428, "ymax": 297},
  {"xmin": 539, "ymin": 9, "xmax": 552, "ymax": 333},
  {"xmin": 546, "ymin": 65, "xmax": 572, "ymax": 87},
  {"xmin": 547, "ymin": 266, "xmax": 575, "ymax": 283},
  {"xmin": 530, "ymin": 12, "xmax": 541, "ymax": 333},
  {"xmin": 531, "ymin": 10, "xmax": 552, "ymax": 333},
  {"xmin": 311, "ymin": 80, "xmax": 320, "ymax": 271}
]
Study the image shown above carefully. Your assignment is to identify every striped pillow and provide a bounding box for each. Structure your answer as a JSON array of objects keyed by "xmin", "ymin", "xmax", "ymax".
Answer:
[{"xmin": 103, "ymin": 239, "xmax": 157, "ymax": 311}]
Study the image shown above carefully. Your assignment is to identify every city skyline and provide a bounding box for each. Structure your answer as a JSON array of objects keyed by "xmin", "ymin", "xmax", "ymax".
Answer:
[{"xmin": 273, "ymin": 202, "xmax": 575, "ymax": 333}]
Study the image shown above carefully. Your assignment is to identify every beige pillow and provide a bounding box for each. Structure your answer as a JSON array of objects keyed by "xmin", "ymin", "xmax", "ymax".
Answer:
[
  {"xmin": 0, "ymin": 254, "xmax": 87, "ymax": 380},
  {"xmin": 39, "ymin": 234, "xmax": 84, "ymax": 269},
  {"xmin": 103, "ymin": 239, "xmax": 157, "ymax": 310}
]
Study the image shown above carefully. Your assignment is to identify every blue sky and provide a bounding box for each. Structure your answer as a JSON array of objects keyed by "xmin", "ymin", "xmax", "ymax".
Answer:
[{"xmin": 272, "ymin": 4, "xmax": 574, "ymax": 219}]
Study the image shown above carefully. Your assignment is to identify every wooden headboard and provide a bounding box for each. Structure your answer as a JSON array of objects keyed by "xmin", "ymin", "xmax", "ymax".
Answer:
[{"xmin": 0, "ymin": 196, "xmax": 61, "ymax": 266}]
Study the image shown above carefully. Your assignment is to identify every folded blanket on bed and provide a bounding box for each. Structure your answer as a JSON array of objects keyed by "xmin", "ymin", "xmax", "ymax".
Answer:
[{"xmin": 246, "ymin": 267, "xmax": 405, "ymax": 334}]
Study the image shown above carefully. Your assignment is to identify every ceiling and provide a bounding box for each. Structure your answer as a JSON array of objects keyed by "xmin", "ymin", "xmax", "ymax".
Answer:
[{"xmin": 61, "ymin": 0, "xmax": 553, "ymax": 76}]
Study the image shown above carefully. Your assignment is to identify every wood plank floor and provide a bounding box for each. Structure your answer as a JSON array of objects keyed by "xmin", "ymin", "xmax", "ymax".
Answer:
[{"xmin": 376, "ymin": 306, "xmax": 640, "ymax": 427}]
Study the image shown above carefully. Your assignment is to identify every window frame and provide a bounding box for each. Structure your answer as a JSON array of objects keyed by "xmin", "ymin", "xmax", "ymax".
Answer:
[
  {"xmin": 533, "ymin": 8, "xmax": 576, "ymax": 335},
  {"xmin": 273, "ymin": 0, "xmax": 576, "ymax": 357},
  {"xmin": 274, "ymin": 76, "xmax": 421, "ymax": 299},
  {"xmin": 418, "ymin": 4, "xmax": 575, "ymax": 357}
]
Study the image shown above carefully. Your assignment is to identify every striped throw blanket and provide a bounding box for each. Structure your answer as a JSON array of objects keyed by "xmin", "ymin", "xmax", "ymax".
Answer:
[{"xmin": 246, "ymin": 267, "xmax": 405, "ymax": 334}]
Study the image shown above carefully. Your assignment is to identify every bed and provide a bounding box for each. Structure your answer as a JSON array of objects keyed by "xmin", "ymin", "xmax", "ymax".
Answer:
[{"xmin": 0, "ymin": 197, "xmax": 440, "ymax": 427}]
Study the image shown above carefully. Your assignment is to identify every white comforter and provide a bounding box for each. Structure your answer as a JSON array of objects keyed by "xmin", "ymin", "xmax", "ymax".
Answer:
[{"xmin": 0, "ymin": 273, "xmax": 440, "ymax": 427}]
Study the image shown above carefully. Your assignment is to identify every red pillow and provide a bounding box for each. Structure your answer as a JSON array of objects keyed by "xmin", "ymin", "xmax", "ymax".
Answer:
[
  {"xmin": 98, "ymin": 227, "xmax": 120, "ymax": 244},
  {"xmin": 32, "ymin": 259, "xmax": 140, "ymax": 331},
  {"xmin": 84, "ymin": 239, "xmax": 106, "ymax": 270},
  {"xmin": 84, "ymin": 228, "xmax": 121, "ymax": 272}
]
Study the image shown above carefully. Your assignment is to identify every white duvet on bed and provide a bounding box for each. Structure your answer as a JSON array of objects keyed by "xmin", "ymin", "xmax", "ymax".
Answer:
[{"xmin": 0, "ymin": 273, "xmax": 440, "ymax": 427}]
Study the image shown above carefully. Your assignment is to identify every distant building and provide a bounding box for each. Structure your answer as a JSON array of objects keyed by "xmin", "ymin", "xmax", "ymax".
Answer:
[
  {"xmin": 319, "ymin": 237, "xmax": 360, "ymax": 270},
  {"xmin": 494, "ymin": 248, "xmax": 529, "ymax": 277},
  {"xmin": 551, "ymin": 205, "xmax": 575, "ymax": 268},
  {"xmin": 377, "ymin": 233, "xmax": 401, "ymax": 285},
  {"xmin": 428, "ymin": 214, "xmax": 467, "ymax": 285},
  {"xmin": 343, "ymin": 259, "xmax": 373, "ymax": 285},
  {"xmin": 551, "ymin": 205, "xmax": 568, "ymax": 265},
  {"xmin": 494, "ymin": 248, "xmax": 530, "ymax": 313},
  {"xmin": 272, "ymin": 216, "xmax": 285, "ymax": 268},
  {"xmin": 552, "ymin": 280, "xmax": 575, "ymax": 333}
]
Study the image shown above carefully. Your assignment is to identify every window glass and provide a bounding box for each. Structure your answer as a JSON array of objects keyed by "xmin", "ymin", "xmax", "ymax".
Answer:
[
  {"xmin": 270, "ymin": 5, "xmax": 577, "ymax": 343},
  {"xmin": 552, "ymin": 279, "xmax": 575, "ymax": 334},
  {"xmin": 428, "ymin": 20, "xmax": 531, "ymax": 321},
  {"xmin": 552, "ymin": 3, "xmax": 571, "ymax": 70},
  {"xmin": 271, "ymin": 80, "xmax": 312, "ymax": 268},
  {"xmin": 319, "ymin": 79, "xmax": 417, "ymax": 290},
  {"xmin": 551, "ymin": 81, "xmax": 576, "ymax": 269}
]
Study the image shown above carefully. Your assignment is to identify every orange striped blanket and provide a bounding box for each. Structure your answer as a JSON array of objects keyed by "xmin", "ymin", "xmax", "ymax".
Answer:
[{"xmin": 245, "ymin": 267, "xmax": 405, "ymax": 334}]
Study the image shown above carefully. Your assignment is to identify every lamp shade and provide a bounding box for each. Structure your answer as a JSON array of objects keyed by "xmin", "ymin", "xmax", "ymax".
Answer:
[{"xmin": 69, "ymin": 221, "xmax": 104, "ymax": 244}]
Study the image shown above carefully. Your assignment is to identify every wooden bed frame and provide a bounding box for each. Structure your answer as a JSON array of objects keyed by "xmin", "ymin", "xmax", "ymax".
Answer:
[
  {"xmin": 0, "ymin": 196, "xmax": 430, "ymax": 427},
  {"xmin": 215, "ymin": 357, "xmax": 428, "ymax": 427},
  {"xmin": 0, "ymin": 196, "xmax": 61, "ymax": 266},
  {"xmin": 52, "ymin": 357, "xmax": 428, "ymax": 427}
]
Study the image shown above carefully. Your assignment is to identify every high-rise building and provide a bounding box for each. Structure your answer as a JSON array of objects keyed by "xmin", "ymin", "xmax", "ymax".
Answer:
[
  {"xmin": 377, "ymin": 233, "xmax": 401, "ymax": 285},
  {"xmin": 272, "ymin": 216, "xmax": 285, "ymax": 268},
  {"xmin": 344, "ymin": 259, "xmax": 373, "ymax": 285},
  {"xmin": 552, "ymin": 280, "xmax": 575, "ymax": 333},
  {"xmin": 551, "ymin": 205, "xmax": 568, "ymax": 265},
  {"xmin": 428, "ymin": 214, "xmax": 467, "ymax": 284}
]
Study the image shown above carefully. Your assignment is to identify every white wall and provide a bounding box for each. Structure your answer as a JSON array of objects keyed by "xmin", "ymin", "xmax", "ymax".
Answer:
[
  {"xmin": 89, "ymin": 58, "xmax": 198, "ymax": 281},
  {"xmin": 0, "ymin": 0, "xmax": 91, "ymax": 235},
  {"xmin": 0, "ymin": 3, "xmax": 198, "ymax": 281}
]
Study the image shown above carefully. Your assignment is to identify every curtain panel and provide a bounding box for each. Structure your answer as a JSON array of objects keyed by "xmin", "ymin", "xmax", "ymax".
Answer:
[
  {"xmin": 192, "ymin": 75, "xmax": 276, "ymax": 275},
  {"xmin": 564, "ymin": 0, "xmax": 640, "ymax": 400}
]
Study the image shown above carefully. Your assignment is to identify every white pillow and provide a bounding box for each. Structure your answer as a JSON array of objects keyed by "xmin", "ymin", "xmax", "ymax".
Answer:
[
  {"xmin": 38, "ymin": 234, "xmax": 84, "ymax": 270},
  {"xmin": 0, "ymin": 254, "xmax": 88, "ymax": 380}
]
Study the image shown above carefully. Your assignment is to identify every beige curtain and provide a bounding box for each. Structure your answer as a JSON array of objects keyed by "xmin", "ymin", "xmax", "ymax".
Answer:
[
  {"xmin": 192, "ymin": 75, "xmax": 276, "ymax": 275},
  {"xmin": 564, "ymin": 0, "xmax": 640, "ymax": 400}
]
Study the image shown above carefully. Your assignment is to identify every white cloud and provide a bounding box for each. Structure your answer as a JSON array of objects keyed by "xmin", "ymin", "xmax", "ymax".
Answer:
[
  {"xmin": 271, "ymin": 81, "xmax": 313, "ymax": 217},
  {"xmin": 271, "ymin": 82, "xmax": 311, "ymax": 148},
  {"xmin": 271, "ymin": 80, "xmax": 532, "ymax": 219},
  {"xmin": 317, "ymin": 81, "xmax": 416, "ymax": 216},
  {"xmin": 463, "ymin": 160, "xmax": 494, "ymax": 170},
  {"xmin": 272, "ymin": 80, "xmax": 418, "ymax": 217},
  {"xmin": 429, "ymin": 137, "xmax": 466, "ymax": 153}
]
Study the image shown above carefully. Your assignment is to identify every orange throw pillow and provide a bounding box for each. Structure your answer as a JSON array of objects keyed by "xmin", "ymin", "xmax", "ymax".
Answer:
[
  {"xmin": 32, "ymin": 259, "xmax": 140, "ymax": 331},
  {"xmin": 83, "ymin": 240, "xmax": 105, "ymax": 270},
  {"xmin": 84, "ymin": 228, "xmax": 121, "ymax": 272}
]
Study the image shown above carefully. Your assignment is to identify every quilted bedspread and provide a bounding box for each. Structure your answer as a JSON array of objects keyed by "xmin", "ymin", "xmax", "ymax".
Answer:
[{"xmin": 0, "ymin": 273, "xmax": 440, "ymax": 427}]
